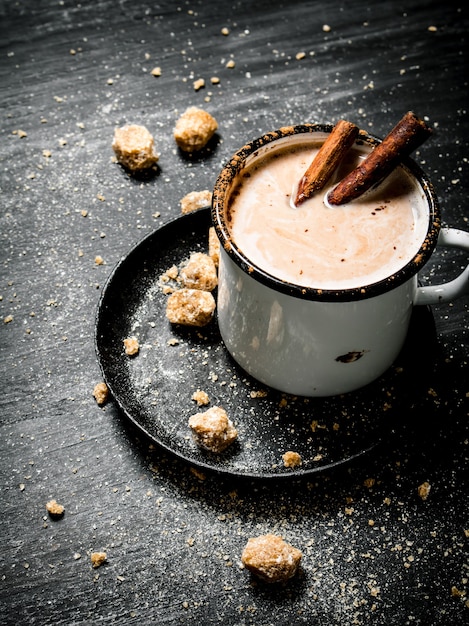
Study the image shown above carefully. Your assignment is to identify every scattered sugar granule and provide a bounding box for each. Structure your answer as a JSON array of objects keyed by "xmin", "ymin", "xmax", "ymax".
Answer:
[
  {"xmin": 93, "ymin": 382, "xmax": 109, "ymax": 406},
  {"xmin": 123, "ymin": 337, "xmax": 139, "ymax": 356}
]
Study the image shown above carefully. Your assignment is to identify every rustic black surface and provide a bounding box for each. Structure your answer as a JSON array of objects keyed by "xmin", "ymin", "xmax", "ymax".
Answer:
[{"xmin": 1, "ymin": 1, "xmax": 468, "ymax": 625}]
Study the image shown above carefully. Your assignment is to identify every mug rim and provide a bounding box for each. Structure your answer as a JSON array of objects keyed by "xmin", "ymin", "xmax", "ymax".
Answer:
[{"xmin": 211, "ymin": 123, "xmax": 441, "ymax": 302}]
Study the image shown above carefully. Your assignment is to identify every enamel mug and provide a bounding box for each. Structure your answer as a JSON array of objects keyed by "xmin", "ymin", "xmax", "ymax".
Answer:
[{"xmin": 211, "ymin": 124, "xmax": 469, "ymax": 396}]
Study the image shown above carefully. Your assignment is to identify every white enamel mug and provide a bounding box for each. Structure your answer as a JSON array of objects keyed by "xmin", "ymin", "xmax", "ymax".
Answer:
[{"xmin": 211, "ymin": 124, "xmax": 469, "ymax": 397}]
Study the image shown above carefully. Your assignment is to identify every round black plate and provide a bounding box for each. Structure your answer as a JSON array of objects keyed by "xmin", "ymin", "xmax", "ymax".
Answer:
[{"xmin": 95, "ymin": 207, "xmax": 434, "ymax": 479}]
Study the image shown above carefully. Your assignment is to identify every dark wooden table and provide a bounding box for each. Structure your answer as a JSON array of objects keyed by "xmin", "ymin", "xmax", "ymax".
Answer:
[{"xmin": 1, "ymin": 1, "xmax": 468, "ymax": 624}]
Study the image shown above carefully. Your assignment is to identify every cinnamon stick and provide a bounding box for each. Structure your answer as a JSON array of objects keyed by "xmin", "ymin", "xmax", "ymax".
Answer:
[
  {"xmin": 327, "ymin": 111, "xmax": 432, "ymax": 206},
  {"xmin": 294, "ymin": 119, "xmax": 359, "ymax": 206}
]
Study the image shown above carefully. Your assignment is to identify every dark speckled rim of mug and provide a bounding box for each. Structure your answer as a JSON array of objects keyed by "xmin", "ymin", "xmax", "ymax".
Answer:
[{"xmin": 211, "ymin": 123, "xmax": 441, "ymax": 302}]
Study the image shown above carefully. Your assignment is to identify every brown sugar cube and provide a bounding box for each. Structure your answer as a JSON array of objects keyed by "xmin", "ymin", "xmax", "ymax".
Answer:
[
  {"xmin": 241, "ymin": 534, "xmax": 302, "ymax": 583},
  {"xmin": 180, "ymin": 190, "xmax": 213, "ymax": 214},
  {"xmin": 46, "ymin": 499, "xmax": 65, "ymax": 518},
  {"xmin": 93, "ymin": 382, "xmax": 109, "ymax": 406},
  {"xmin": 189, "ymin": 406, "xmax": 238, "ymax": 452},
  {"xmin": 174, "ymin": 106, "xmax": 218, "ymax": 152},
  {"xmin": 90, "ymin": 552, "xmax": 107, "ymax": 568},
  {"xmin": 282, "ymin": 451, "xmax": 302, "ymax": 468},
  {"xmin": 180, "ymin": 252, "xmax": 218, "ymax": 291},
  {"xmin": 112, "ymin": 124, "xmax": 159, "ymax": 171},
  {"xmin": 166, "ymin": 288, "xmax": 215, "ymax": 327},
  {"xmin": 123, "ymin": 336, "xmax": 139, "ymax": 356},
  {"xmin": 208, "ymin": 227, "xmax": 220, "ymax": 267}
]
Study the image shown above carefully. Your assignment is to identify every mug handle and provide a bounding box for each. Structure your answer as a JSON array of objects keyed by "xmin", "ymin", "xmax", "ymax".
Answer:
[{"xmin": 415, "ymin": 228, "xmax": 469, "ymax": 305}]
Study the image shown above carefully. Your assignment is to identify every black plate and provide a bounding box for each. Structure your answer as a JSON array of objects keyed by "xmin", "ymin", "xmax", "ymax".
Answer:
[{"xmin": 95, "ymin": 207, "xmax": 434, "ymax": 479}]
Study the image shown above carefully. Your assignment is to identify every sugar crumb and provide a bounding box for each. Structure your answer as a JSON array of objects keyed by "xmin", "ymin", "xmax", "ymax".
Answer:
[
  {"xmin": 93, "ymin": 382, "xmax": 109, "ymax": 406},
  {"xmin": 123, "ymin": 337, "xmax": 139, "ymax": 356},
  {"xmin": 46, "ymin": 499, "xmax": 65, "ymax": 518},
  {"xmin": 417, "ymin": 481, "xmax": 431, "ymax": 501},
  {"xmin": 180, "ymin": 190, "xmax": 212, "ymax": 214},
  {"xmin": 192, "ymin": 390, "xmax": 210, "ymax": 406},
  {"xmin": 193, "ymin": 78, "xmax": 205, "ymax": 91},
  {"xmin": 282, "ymin": 451, "xmax": 302, "ymax": 468},
  {"xmin": 90, "ymin": 552, "xmax": 107, "ymax": 568}
]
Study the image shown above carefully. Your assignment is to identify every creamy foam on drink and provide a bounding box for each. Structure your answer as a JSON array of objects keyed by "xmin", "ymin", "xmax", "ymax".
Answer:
[{"xmin": 226, "ymin": 141, "xmax": 428, "ymax": 290}]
